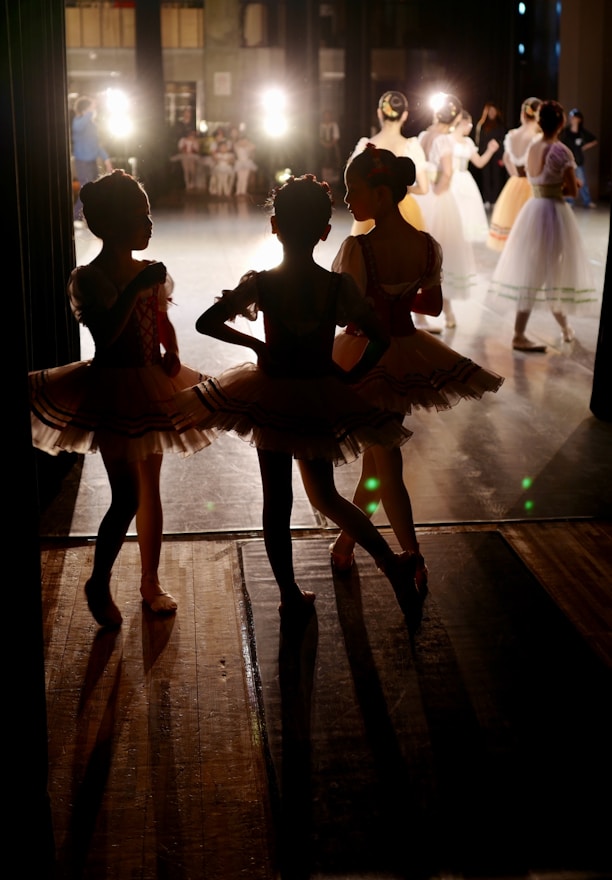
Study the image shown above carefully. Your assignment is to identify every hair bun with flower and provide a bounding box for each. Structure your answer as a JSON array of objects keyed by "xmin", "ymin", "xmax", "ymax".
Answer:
[{"xmin": 378, "ymin": 91, "xmax": 409, "ymax": 122}]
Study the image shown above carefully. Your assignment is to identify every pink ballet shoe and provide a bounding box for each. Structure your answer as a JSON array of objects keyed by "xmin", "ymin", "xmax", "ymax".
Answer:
[
  {"xmin": 85, "ymin": 578, "xmax": 123, "ymax": 628},
  {"xmin": 329, "ymin": 540, "xmax": 355, "ymax": 574},
  {"xmin": 140, "ymin": 577, "xmax": 177, "ymax": 615}
]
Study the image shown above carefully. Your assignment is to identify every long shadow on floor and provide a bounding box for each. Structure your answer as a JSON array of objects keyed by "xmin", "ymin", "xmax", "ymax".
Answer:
[{"xmin": 243, "ymin": 533, "xmax": 612, "ymax": 879}]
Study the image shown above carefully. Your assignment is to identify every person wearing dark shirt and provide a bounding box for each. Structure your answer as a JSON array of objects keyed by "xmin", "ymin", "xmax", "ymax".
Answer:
[
  {"xmin": 474, "ymin": 102, "xmax": 507, "ymax": 208},
  {"xmin": 560, "ymin": 108, "xmax": 598, "ymax": 208}
]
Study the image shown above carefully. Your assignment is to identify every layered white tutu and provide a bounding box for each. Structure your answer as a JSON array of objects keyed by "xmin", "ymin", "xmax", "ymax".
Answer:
[
  {"xmin": 451, "ymin": 167, "xmax": 490, "ymax": 243},
  {"xmin": 30, "ymin": 360, "xmax": 214, "ymax": 460},
  {"xmin": 414, "ymin": 185, "xmax": 477, "ymax": 298},
  {"xmin": 333, "ymin": 329, "xmax": 504, "ymax": 414}
]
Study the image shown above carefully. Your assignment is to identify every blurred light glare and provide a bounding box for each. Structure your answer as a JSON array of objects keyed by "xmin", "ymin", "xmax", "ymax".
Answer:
[
  {"xmin": 518, "ymin": 2, "xmax": 526, "ymax": 13},
  {"xmin": 106, "ymin": 87, "xmax": 129, "ymax": 113},
  {"xmin": 263, "ymin": 117, "xmax": 289, "ymax": 138},
  {"xmin": 274, "ymin": 167, "xmax": 293, "ymax": 185},
  {"xmin": 105, "ymin": 88, "xmax": 133, "ymax": 139},
  {"xmin": 261, "ymin": 87, "xmax": 287, "ymax": 113},
  {"xmin": 429, "ymin": 92, "xmax": 447, "ymax": 113}
]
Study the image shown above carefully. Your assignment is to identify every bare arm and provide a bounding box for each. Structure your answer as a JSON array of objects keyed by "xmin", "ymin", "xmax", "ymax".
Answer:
[
  {"xmin": 433, "ymin": 152, "xmax": 453, "ymax": 194},
  {"xmin": 158, "ymin": 312, "xmax": 181, "ymax": 377},
  {"xmin": 411, "ymin": 284, "xmax": 443, "ymax": 317},
  {"xmin": 562, "ymin": 164, "xmax": 579, "ymax": 199},
  {"xmin": 341, "ymin": 315, "xmax": 390, "ymax": 384},
  {"xmin": 470, "ymin": 139, "xmax": 500, "ymax": 169},
  {"xmin": 409, "ymin": 163, "xmax": 430, "ymax": 196},
  {"xmin": 196, "ymin": 297, "xmax": 266, "ymax": 359}
]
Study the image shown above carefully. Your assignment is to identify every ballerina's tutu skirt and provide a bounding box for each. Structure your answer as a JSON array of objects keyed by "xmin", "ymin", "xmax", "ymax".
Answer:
[
  {"xmin": 487, "ymin": 176, "xmax": 533, "ymax": 252},
  {"xmin": 173, "ymin": 361, "xmax": 412, "ymax": 465},
  {"xmin": 29, "ymin": 359, "xmax": 215, "ymax": 460},
  {"xmin": 333, "ymin": 329, "xmax": 504, "ymax": 415}
]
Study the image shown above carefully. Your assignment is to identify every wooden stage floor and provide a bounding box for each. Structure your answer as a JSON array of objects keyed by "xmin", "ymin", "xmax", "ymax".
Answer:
[{"xmin": 37, "ymin": 199, "xmax": 611, "ymax": 879}]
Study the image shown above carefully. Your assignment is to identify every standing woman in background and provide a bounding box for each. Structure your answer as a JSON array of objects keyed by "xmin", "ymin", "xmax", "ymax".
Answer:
[
  {"xmin": 474, "ymin": 102, "xmax": 506, "ymax": 208},
  {"xmin": 487, "ymin": 97, "xmax": 542, "ymax": 252}
]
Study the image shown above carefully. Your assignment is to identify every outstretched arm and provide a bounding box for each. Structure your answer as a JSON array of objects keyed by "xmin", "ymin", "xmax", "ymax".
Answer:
[{"xmin": 470, "ymin": 138, "xmax": 500, "ymax": 169}]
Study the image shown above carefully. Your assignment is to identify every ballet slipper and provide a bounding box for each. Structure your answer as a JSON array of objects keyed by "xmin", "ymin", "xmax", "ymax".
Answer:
[
  {"xmin": 278, "ymin": 586, "xmax": 316, "ymax": 618},
  {"xmin": 140, "ymin": 576, "xmax": 178, "ymax": 615},
  {"xmin": 329, "ymin": 540, "xmax": 355, "ymax": 574},
  {"xmin": 377, "ymin": 551, "xmax": 422, "ymax": 626},
  {"xmin": 415, "ymin": 554, "xmax": 429, "ymax": 599},
  {"xmin": 85, "ymin": 578, "xmax": 123, "ymax": 628},
  {"xmin": 562, "ymin": 326, "xmax": 576, "ymax": 343},
  {"xmin": 512, "ymin": 338, "xmax": 547, "ymax": 352}
]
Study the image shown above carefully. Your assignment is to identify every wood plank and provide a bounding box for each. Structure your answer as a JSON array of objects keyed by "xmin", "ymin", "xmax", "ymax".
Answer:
[
  {"xmin": 501, "ymin": 519, "xmax": 612, "ymax": 668},
  {"xmin": 41, "ymin": 538, "xmax": 275, "ymax": 880}
]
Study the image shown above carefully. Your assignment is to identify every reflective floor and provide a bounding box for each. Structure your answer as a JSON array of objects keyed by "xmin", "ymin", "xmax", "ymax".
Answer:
[
  {"xmin": 40, "ymin": 196, "xmax": 611, "ymax": 537},
  {"xmin": 38, "ymin": 193, "xmax": 612, "ymax": 880}
]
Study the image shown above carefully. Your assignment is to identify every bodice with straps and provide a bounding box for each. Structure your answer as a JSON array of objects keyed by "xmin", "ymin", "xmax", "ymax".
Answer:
[{"xmin": 346, "ymin": 234, "xmax": 437, "ymax": 338}]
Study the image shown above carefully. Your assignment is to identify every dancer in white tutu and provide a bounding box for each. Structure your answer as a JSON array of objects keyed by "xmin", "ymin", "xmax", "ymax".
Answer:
[
  {"xmin": 489, "ymin": 100, "xmax": 599, "ymax": 352},
  {"xmin": 451, "ymin": 110, "xmax": 500, "ymax": 243},
  {"xmin": 415, "ymin": 94, "xmax": 477, "ymax": 328}
]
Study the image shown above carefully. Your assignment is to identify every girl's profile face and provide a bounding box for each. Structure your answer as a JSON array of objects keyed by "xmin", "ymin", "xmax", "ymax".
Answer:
[
  {"xmin": 344, "ymin": 167, "xmax": 377, "ymax": 221},
  {"xmin": 116, "ymin": 189, "xmax": 152, "ymax": 250}
]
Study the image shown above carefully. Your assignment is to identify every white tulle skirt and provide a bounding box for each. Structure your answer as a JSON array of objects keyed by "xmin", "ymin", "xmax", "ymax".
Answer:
[
  {"xmin": 489, "ymin": 196, "xmax": 600, "ymax": 314},
  {"xmin": 414, "ymin": 188, "xmax": 477, "ymax": 298}
]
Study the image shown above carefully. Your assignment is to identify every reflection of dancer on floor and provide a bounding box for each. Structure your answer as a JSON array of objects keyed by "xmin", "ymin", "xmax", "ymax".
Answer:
[
  {"xmin": 451, "ymin": 110, "xmax": 499, "ymax": 243},
  {"xmin": 489, "ymin": 101, "xmax": 598, "ymax": 352},
  {"xmin": 347, "ymin": 90, "xmax": 439, "ymax": 333},
  {"xmin": 174, "ymin": 175, "xmax": 422, "ymax": 622},
  {"xmin": 29, "ymin": 170, "xmax": 213, "ymax": 627},
  {"xmin": 415, "ymin": 94, "xmax": 477, "ymax": 329},
  {"xmin": 331, "ymin": 145, "xmax": 504, "ymax": 592},
  {"xmin": 487, "ymin": 97, "xmax": 542, "ymax": 252}
]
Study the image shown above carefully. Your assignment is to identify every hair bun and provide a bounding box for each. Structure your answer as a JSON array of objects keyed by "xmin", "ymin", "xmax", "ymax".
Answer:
[{"xmin": 378, "ymin": 91, "xmax": 409, "ymax": 120}]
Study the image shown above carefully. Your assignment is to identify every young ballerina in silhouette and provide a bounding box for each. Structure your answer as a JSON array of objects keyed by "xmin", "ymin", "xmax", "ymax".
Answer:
[
  {"xmin": 330, "ymin": 145, "xmax": 504, "ymax": 592},
  {"xmin": 174, "ymin": 175, "xmax": 422, "ymax": 622},
  {"xmin": 348, "ymin": 90, "xmax": 439, "ymax": 333},
  {"xmin": 29, "ymin": 170, "xmax": 214, "ymax": 627}
]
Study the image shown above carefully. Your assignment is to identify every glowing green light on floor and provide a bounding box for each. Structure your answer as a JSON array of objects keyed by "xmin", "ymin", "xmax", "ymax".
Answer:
[
  {"xmin": 524, "ymin": 499, "xmax": 534, "ymax": 511},
  {"xmin": 364, "ymin": 477, "xmax": 380, "ymax": 492},
  {"xmin": 366, "ymin": 501, "xmax": 379, "ymax": 515},
  {"xmin": 522, "ymin": 477, "xmax": 533, "ymax": 490}
]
